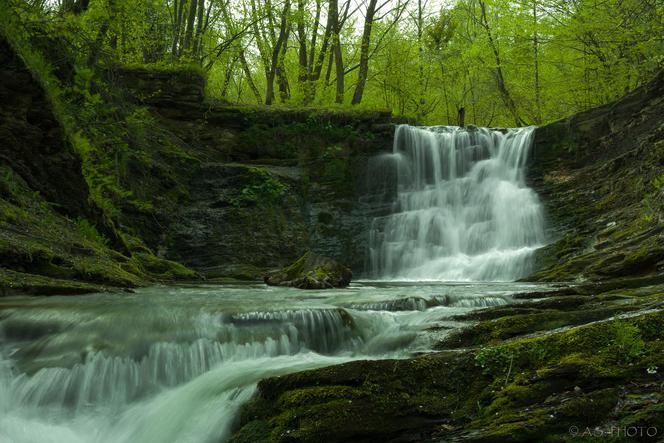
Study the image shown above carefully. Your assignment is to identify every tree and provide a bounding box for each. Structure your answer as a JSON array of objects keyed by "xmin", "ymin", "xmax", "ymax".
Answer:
[
  {"xmin": 351, "ymin": 0, "xmax": 408, "ymax": 105},
  {"xmin": 265, "ymin": 0, "xmax": 290, "ymax": 105},
  {"xmin": 329, "ymin": 0, "xmax": 344, "ymax": 103},
  {"xmin": 17, "ymin": 0, "xmax": 661, "ymax": 125},
  {"xmin": 477, "ymin": 0, "xmax": 526, "ymax": 126}
]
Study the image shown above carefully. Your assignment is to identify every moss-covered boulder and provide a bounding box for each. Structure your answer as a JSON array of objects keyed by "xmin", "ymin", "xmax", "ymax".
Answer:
[{"xmin": 264, "ymin": 252, "xmax": 352, "ymax": 289}]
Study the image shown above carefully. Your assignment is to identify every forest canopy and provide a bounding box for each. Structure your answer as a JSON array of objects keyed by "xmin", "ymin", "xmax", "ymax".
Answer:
[{"xmin": 5, "ymin": 0, "xmax": 663, "ymax": 126}]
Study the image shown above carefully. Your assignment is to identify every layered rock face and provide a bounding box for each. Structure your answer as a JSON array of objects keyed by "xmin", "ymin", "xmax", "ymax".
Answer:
[
  {"xmin": 526, "ymin": 71, "xmax": 664, "ymax": 282},
  {"xmin": 1, "ymin": 38, "xmax": 400, "ymax": 286},
  {"xmin": 126, "ymin": 77, "xmax": 399, "ymax": 279},
  {"xmin": 0, "ymin": 39, "xmax": 198, "ymax": 294},
  {"xmin": 0, "ymin": 38, "xmax": 141, "ymax": 294}
]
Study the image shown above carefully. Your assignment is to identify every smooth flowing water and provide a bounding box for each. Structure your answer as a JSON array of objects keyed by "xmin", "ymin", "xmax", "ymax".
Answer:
[
  {"xmin": 368, "ymin": 125, "xmax": 546, "ymax": 281},
  {"xmin": 0, "ymin": 282, "xmax": 549, "ymax": 443}
]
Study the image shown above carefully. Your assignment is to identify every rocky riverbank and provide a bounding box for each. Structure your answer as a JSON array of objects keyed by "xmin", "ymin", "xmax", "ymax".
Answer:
[{"xmin": 229, "ymin": 280, "xmax": 664, "ymax": 442}]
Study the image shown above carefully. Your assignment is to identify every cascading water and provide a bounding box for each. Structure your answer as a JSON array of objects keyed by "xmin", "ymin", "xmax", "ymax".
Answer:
[
  {"xmin": 369, "ymin": 125, "xmax": 546, "ymax": 281},
  {"xmin": 0, "ymin": 283, "xmax": 544, "ymax": 443}
]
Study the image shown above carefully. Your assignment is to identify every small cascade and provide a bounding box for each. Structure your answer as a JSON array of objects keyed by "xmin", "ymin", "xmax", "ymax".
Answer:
[
  {"xmin": 369, "ymin": 125, "xmax": 546, "ymax": 281},
  {"xmin": 0, "ymin": 306, "xmax": 402, "ymax": 418},
  {"xmin": 345, "ymin": 297, "xmax": 431, "ymax": 312},
  {"xmin": 227, "ymin": 308, "xmax": 359, "ymax": 354},
  {"xmin": 0, "ymin": 283, "xmax": 548, "ymax": 443}
]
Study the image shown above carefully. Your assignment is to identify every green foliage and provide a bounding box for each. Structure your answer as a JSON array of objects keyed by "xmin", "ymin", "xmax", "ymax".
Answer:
[
  {"xmin": 475, "ymin": 346, "xmax": 515, "ymax": 377},
  {"xmin": 610, "ymin": 323, "xmax": 645, "ymax": 363},
  {"xmin": 232, "ymin": 167, "xmax": 286, "ymax": 207},
  {"xmin": 75, "ymin": 218, "xmax": 109, "ymax": 247},
  {"xmin": 130, "ymin": 252, "xmax": 198, "ymax": 280},
  {"xmin": 471, "ymin": 312, "xmax": 657, "ymax": 384},
  {"xmin": 8, "ymin": 0, "xmax": 661, "ymax": 126}
]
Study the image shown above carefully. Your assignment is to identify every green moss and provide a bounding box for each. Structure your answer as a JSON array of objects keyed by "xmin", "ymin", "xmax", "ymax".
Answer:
[
  {"xmin": 623, "ymin": 241, "xmax": 664, "ymax": 271},
  {"xmin": 129, "ymin": 252, "xmax": 198, "ymax": 280},
  {"xmin": 468, "ymin": 311, "xmax": 661, "ymax": 382},
  {"xmin": 277, "ymin": 385, "xmax": 366, "ymax": 409},
  {"xmin": 281, "ymin": 253, "xmax": 308, "ymax": 280},
  {"xmin": 620, "ymin": 401, "xmax": 664, "ymax": 430},
  {"xmin": 441, "ymin": 304, "xmax": 639, "ymax": 349},
  {"xmin": 559, "ymin": 388, "xmax": 620, "ymax": 421},
  {"xmin": 642, "ymin": 171, "xmax": 664, "ymax": 222},
  {"xmin": 0, "ymin": 177, "xmax": 151, "ymax": 291},
  {"xmin": 0, "ymin": 268, "xmax": 111, "ymax": 296},
  {"xmin": 595, "ymin": 193, "xmax": 618, "ymax": 210}
]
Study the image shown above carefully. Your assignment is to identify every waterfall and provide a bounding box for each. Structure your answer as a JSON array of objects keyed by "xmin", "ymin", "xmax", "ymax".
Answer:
[{"xmin": 369, "ymin": 125, "xmax": 546, "ymax": 281}]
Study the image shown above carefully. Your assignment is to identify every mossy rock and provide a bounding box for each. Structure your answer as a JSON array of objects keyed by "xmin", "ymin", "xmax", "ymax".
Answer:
[
  {"xmin": 264, "ymin": 252, "xmax": 352, "ymax": 289},
  {"xmin": 130, "ymin": 252, "xmax": 199, "ymax": 280},
  {"xmin": 230, "ymin": 293, "xmax": 664, "ymax": 443}
]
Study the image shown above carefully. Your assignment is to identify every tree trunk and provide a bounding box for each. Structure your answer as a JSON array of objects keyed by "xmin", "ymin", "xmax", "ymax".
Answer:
[
  {"xmin": 171, "ymin": 0, "xmax": 184, "ymax": 57},
  {"xmin": 249, "ymin": 0, "xmax": 272, "ymax": 77},
  {"xmin": 192, "ymin": 0, "xmax": 205, "ymax": 57},
  {"xmin": 329, "ymin": 0, "xmax": 344, "ymax": 104},
  {"xmin": 478, "ymin": 0, "xmax": 525, "ymax": 126},
  {"xmin": 87, "ymin": 0, "xmax": 115, "ymax": 66},
  {"xmin": 239, "ymin": 50, "xmax": 263, "ymax": 104},
  {"xmin": 457, "ymin": 107, "xmax": 465, "ymax": 127},
  {"xmin": 221, "ymin": 56, "xmax": 238, "ymax": 99},
  {"xmin": 277, "ymin": 25, "xmax": 291, "ymax": 102},
  {"xmin": 87, "ymin": 21, "xmax": 110, "ymax": 67},
  {"xmin": 182, "ymin": 0, "xmax": 198, "ymax": 54},
  {"xmin": 297, "ymin": 0, "xmax": 308, "ymax": 83},
  {"xmin": 532, "ymin": 0, "xmax": 541, "ymax": 124},
  {"xmin": 351, "ymin": 0, "xmax": 378, "ymax": 105},
  {"xmin": 266, "ymin": 0, "xmax": 291, "ymax": 105},
  {"xmin": 312, "ymin": 12, "xmax": 332, "ymax": 83}
]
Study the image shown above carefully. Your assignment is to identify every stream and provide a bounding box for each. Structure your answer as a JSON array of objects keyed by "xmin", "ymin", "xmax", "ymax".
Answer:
[{"xmin": 0, "ymin": 281, "xmax": 550, "ymax": 443}]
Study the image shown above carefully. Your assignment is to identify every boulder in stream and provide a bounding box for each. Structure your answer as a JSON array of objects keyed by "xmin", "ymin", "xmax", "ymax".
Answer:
[{"xmin": 264, "ymin": 252, "xmax": 352, "ymax": 289}]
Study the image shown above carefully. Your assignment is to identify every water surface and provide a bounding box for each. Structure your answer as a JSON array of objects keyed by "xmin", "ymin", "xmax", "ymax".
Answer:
[{"xmin": 0, "ymin": 281, "xmax": 550, "ymax": 443}]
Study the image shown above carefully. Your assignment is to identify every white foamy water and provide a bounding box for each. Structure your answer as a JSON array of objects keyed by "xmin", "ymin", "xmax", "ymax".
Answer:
[
  {"xmin": 369, "ymin": 125, "xmax": 546, "ymax": 281},
  {"xmin": 0, "ymin": 282, "xmax": 550, "ymax": 442}
]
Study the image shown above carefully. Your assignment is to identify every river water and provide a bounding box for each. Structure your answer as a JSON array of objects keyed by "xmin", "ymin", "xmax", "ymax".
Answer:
[{"xmin": 0, "ymin": 281, "xmax": 549, "ymax": 443}]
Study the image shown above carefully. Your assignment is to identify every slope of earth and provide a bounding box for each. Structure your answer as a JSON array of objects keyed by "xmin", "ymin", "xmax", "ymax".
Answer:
[{"xmin": 0, "ymin": 38, "xmax": 194, "ymax": 295}]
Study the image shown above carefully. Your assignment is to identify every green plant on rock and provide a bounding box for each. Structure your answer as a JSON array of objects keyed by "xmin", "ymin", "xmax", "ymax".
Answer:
[
  {"xmin": 233, "ymin": 167, "xmax": 286, "ymax": 207},
  {"xmin": 75, "ymin": 218, "xmax": 109, "ymax": 247},
  {"xmin": 0, "ymin": 167, "xmax": 18, "ymax": 199},
  {"xmin": 475, "ymin": 345, "xmax": 515, "ymax": 379},
  {"xmin": 609, "ymin": 323, "xmax": 644, "ymax": 363}
]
